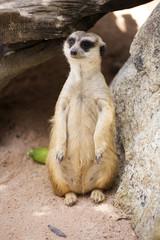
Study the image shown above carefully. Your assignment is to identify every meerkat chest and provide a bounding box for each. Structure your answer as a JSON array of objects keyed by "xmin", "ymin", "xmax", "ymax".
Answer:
[
  {"xmin": 76, "ymin": 89, "xmax": 91, "ymax": 106},
  {"xmin": 63, "ymin": 73, "xmax": 106, "ymax": 119},
  {"xmin": 77, "ymin": 92, "xmax": 87, "ymax": 102},
  {"xmin": 66, "ymin": 85, "xmax": 99, "ymax": 131},
  {"xmin": 70, "ymin": 84, "xmax": 96, "ymax": 109}
]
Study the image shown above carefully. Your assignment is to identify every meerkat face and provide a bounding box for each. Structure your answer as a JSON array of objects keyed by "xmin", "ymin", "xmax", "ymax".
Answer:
[{"xmin": 63, "ymin": 31, "xmax": 106, "ymax": 62}]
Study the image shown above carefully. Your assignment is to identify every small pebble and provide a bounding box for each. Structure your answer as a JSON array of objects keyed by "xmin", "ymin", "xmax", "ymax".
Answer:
[{"xmin": 48, "ymin": 225, "xmax": 67, "ymax": 238}]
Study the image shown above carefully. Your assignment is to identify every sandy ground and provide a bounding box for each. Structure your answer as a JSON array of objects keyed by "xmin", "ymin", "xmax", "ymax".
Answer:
[
  {"xmin": 1, "ymin": 4, "xmax": 158, "ymax": 238},
  {"xmin": 0, "ymin": 58, "xmax": 139, "ymax": 240},
  {"xmin": 0, "ymin": 56, "xmax": 139, "ymax": 240}
]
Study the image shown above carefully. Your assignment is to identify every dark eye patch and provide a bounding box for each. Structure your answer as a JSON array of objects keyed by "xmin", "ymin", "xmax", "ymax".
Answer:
[
  {"xmin": 67, "ymin": 37, "xmax": 75, "ymax": 48},
  {"xmin": 80, "ymin": 40, "xmax": 95, "ymax": 51},
  {"xmin": 100, "ymin": 45, "xmax": 106, "ymax": 57}
]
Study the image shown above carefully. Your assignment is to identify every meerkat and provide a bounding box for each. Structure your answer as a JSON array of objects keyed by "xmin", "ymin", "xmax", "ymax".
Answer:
[{"xmin": 46, "ymin": 31, "xmax": 118, "ymax": 206}]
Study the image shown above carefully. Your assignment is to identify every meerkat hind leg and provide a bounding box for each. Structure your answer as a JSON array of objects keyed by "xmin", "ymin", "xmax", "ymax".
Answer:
[
  {"xmin": 64, "ymin": 192, "xmax": 77, "ymax": 206},
  {"xmin": 90, "ymin": 189, "xmax": 105, "ymax": 203}
]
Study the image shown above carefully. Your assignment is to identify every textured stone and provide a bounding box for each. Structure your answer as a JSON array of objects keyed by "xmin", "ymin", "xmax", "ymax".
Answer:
[
  {"xmin": 0, "ymin": 0, "xmax": 153, "ymax": 92},
  {"xmin": 110, "ymin": 3, "xmax": 160, "ymax": 240},
  {"xmin": 0, "ymin": 0, "xmax": 152, "ymax": 45}
]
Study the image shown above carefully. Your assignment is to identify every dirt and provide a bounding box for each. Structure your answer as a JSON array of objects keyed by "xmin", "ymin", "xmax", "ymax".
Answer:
[{"xmin": 1, "ymin": 5, "xmax": 156, "ymax": 239}]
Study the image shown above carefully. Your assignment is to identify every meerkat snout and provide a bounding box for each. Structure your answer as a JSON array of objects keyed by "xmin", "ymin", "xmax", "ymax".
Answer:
[
  {"xmin": 63, "ymin": 31, "xmax": 106, "ymax": 61},
  {"xmin": 70, "ymin": 49, "xmax": 77, "ymax": 56}
]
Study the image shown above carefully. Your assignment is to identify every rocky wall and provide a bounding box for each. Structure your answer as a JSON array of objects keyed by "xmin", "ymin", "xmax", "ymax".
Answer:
[{"xmin": 110, "ymin": 3, "xmax": 160, "ymax": 240}]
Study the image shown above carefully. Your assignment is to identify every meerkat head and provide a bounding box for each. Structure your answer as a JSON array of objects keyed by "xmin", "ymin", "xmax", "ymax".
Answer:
[{"xmin": 63, "ymin": 31, "xmax": 106, "ymax": 65}]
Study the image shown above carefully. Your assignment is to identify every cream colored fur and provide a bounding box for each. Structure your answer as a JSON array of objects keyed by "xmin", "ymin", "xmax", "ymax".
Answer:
[{"xmin": 46, "ymin": 31, "xmax": 118, "ymax": 205}]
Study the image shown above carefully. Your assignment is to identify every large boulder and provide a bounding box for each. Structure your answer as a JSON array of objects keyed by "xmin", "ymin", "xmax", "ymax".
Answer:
[
  {"xmin": 110, "ymin": 3, "xmax": 160, "ymax": 240},
  {"xmin": 0, "ymin": 0, "xmax": 152, "ymax": 92},
  {"xmin": 0, "ymin": 0, "xmax": 152, "ymax": 45}
]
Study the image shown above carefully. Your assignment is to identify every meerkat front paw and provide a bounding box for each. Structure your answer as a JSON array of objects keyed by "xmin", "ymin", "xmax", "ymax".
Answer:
[
  {"xmin": 95, "ymin": 148, "xmax": 104, "ymax": 164},
  {"xmin": 56, "ymin": 149, "xmax": 65, "ymax": 163},
  {"xmin": 90, "ymin": 189, "xmax": 105, "ymax": 203},
  {"xmin": 64, "ymin": 192, "xmax": 77, "ymax": 206}
]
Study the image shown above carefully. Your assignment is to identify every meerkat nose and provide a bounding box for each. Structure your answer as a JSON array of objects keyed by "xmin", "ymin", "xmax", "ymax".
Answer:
[{"xmin": 70, "ymin": 49, "xmax": 77, "ymax": 56}]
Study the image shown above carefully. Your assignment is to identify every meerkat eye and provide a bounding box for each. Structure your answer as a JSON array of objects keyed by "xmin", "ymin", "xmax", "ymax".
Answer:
[
  {"xmin": 80, "ymin": 40, "xmax": 95, "ymax": 51},
  {"xmin": 68, "ymin": 38, "xmax": 75, "ymax": 48}
]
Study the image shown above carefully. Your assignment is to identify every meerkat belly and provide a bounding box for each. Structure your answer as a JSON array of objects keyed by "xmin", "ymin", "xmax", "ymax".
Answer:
[
  {"xmin": 61, "ymin": 94, "xmax": 99, "ymax": 193},
  {"xmin": 68, "ymin": 94, "xmax": 98, "ymax": 158}
]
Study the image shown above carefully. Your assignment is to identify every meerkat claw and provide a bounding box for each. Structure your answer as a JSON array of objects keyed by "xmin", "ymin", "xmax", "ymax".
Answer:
[
  {"xmin": 56, "ymin": 151, "xmax": 64, "ymax": 163},
  {"xmin": 96, "ymin": 155, "xmax": 101, "ymax": 164},
  {"xmin": 95, "ymin": 149, "xmax": 103, "ymax": 164},
  {"xmin": 90, "ymin": 189, "xmax": 105, "ymax": 203},
  {"xmin": 64, "ymin": 193, "xmax": 77, "ymax": 206},
  {"xmin": 58, "ymin": 156, "xmax": 63, "ymax": 163},
  {"xmin": 56, "ymin": 155, "xmax": 63, "ymax": 163}
]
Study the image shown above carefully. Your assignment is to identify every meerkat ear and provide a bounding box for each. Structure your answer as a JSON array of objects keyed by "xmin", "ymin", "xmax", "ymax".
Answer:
[{"xmin": 100, "ymin": 42, "xmax": 106, "ymax": 57}]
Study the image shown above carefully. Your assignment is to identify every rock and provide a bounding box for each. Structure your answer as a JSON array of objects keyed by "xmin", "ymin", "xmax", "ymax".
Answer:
[
  {"xmin": 0, "ymin": 0, "xmax": 152, "ymax": 92},
  {"xmin": 0, "ymin": 0, "xmax": 152, "ymax": 45},
  {"xmin": 110, "ymin": 3, "xmax": 160, "ymax": 240},
  {"xmin": 0, "ymin": 39, "xmax": 62, "ymax": 92}
]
